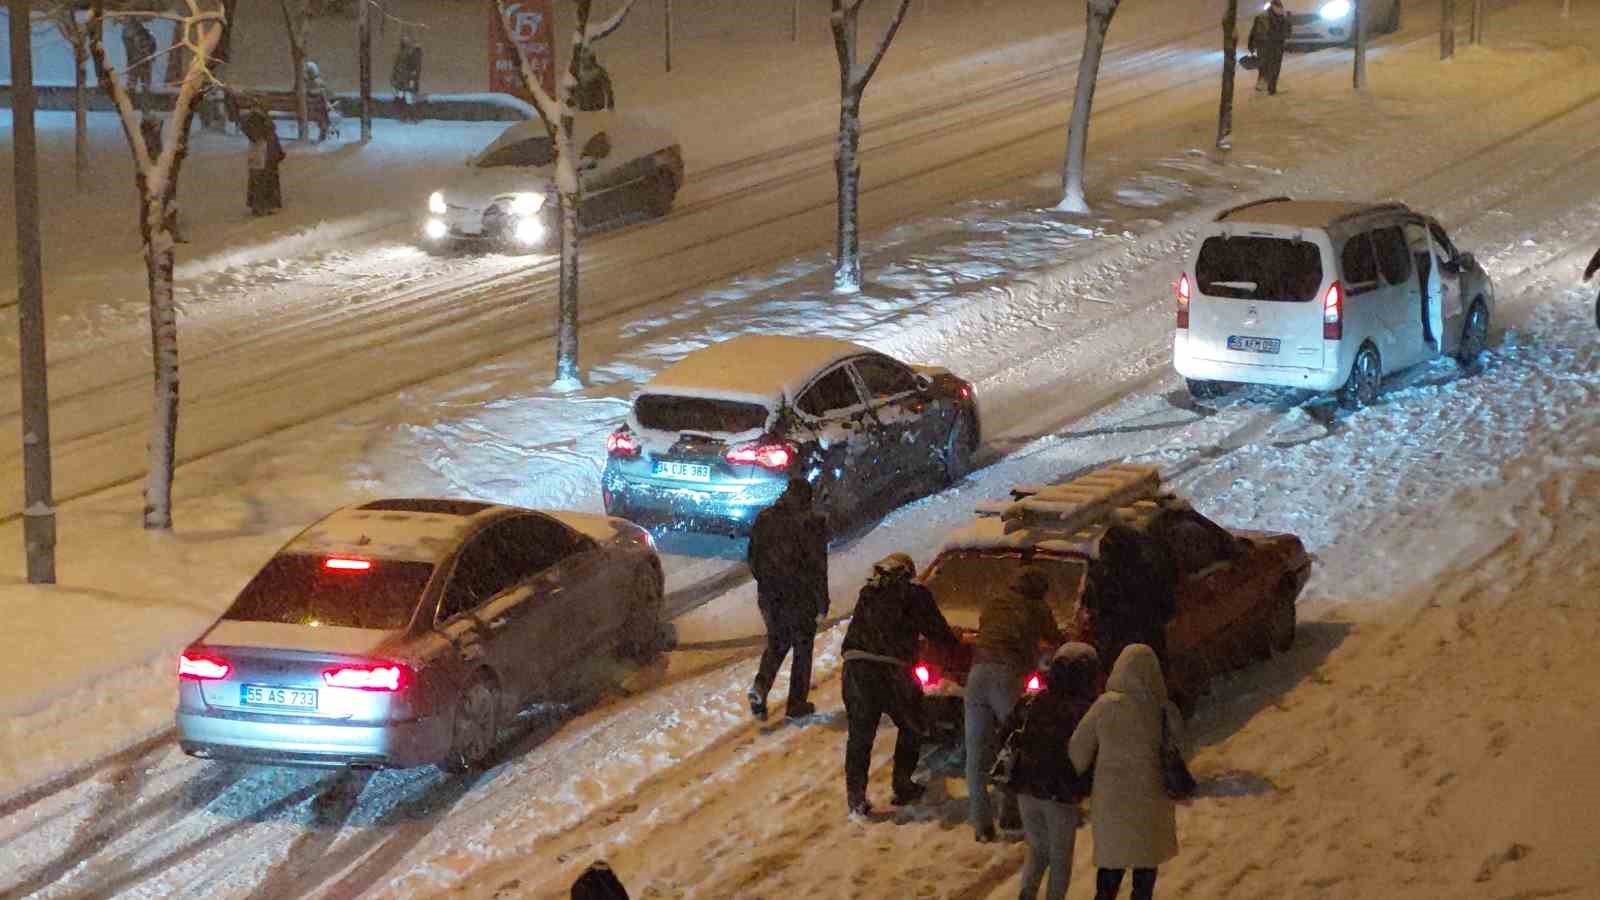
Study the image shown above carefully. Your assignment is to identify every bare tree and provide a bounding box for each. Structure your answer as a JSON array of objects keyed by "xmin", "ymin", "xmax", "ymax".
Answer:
[
  {"xmin": 1058, "ymin": 0, "xmax": 1120, "ymax": 214},
  {"xmin": 280, "ymin": 0, "xmax": 311, "ymax": 140},
  {"xmin": 86, "ymin": 0, "xmax": 224, "ymax": 529},
  {"xmin": 1353, "ymin": 0, "xmax": 1367, "ymax": 89},
  {"xmin": 39, "ymin": 5, "xmax": 91, "ymax": 189},
  {"xmin": 495, "ymin": 0, "xmax": 639, "ymax": 388},
  {"xmin": 1217, "ymin": 0, "xmax": 1238, "ymax": 150},
  {"xmin": 1441, "ymin": 0, "xmax": 1455, "ymax": 59},
  {"xmin": 828, "ymin": 0, "xmax": 912, "ymax": 294}
]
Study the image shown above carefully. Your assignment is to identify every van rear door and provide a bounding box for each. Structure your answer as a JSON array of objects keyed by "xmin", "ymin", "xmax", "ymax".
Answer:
[{"xmin": 1188, "ymin": 233, "xmax": 1329, "ymax": 369}]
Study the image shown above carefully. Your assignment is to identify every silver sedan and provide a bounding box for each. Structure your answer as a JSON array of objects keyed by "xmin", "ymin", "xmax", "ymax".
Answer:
[{"xmin": 176, "ymin": 499, "xmax": 663, "ymax": 771}]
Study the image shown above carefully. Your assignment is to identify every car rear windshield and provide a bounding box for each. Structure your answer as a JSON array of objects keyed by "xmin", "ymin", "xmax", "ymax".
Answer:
[
  {"xmin": 921, "ymin": 551, "xmax": 1087, "ymax": 630},
  {"xmin": 633, "ymin": 394, "xmax": 770, "ymax": 434},
  {"xmin": 1195, "ymin": 235, "xmax": 1324, "ymax": 302},
  {"xmin": 224, "ymin": 554, "xmax": 435, "ymax": 630}
]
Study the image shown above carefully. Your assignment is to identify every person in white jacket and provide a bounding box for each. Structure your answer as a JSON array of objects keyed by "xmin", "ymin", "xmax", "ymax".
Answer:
[{"xmin": 1068, "ymin": 644, "xmax": 1186, "ymax": 900}]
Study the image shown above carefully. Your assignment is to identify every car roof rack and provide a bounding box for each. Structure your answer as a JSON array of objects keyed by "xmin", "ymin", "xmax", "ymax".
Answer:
[
  {"xmin": 1213, "ymin": 196, "xmax": 1293, "ymax": 222},
  {"xmin": 974, "ymin": 464, "xmax": 1167, "ymax": 537},
  {"xmin": 1329, "ymin": 201, "xmax": 1410, "ymax": 224}
]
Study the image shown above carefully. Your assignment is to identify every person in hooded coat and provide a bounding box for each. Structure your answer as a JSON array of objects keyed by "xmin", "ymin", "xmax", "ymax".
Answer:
[
  {"xmin": 570, "ymin": 860, "xmax": 628, "ymax": 899},
  {"xmin": 1069, "ymin": 644, "xmax": 1186, "ymax": 900},
  {"xmin": 1585, "ymin": 247, "xmax": 1600, "ymax": 329},
  {"xmin": 1007, "ymin": 642, "xmax": 1100, "ymax": 900},
  {"xmin": 746, "ymin": 477, "xmax": 830, "ymax": 721},
  {"xmin": 841, "ymin": 552, "xmax": 959, "ymax": 816},
  {"xmin": 1081, "ymin": 524, "xmax": 1177, "ymax": 688},
  {"xmin": 391, "ymin": 33, "xmax": 424, "ymax": 123},
  {"xmin": 303, "ymin": 60, "xmax": 333, "ymax": 142}
]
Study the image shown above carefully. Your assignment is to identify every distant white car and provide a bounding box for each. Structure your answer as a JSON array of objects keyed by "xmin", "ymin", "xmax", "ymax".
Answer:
[
  {"xmin": 1281, "ymin": 0, "xmax": 1400, "ymax": 46},
  {"xmin": 422, "ymin": 111, "xmax": 683, "ymax": 251}
]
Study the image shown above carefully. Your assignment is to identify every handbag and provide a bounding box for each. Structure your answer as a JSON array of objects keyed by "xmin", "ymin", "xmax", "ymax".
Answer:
[
  {"xmin": 1159, "ymin": 711, "xmax": 1197, "ymax": 800},
  {"xmin": 1240, "ymin": 53, "xmax": 1261, "ymax": 71},
  {"xmin": 988, "ymin": 702, "xmax": 1030, "ymax": 788}
]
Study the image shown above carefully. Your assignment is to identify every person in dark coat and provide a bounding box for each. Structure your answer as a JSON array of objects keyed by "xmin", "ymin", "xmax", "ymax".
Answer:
[
  {"xmin": 1006, "ymin": 642, "xmax": 1100, "ymax": 900},
  {"xmin": 966, "ymin": 565, "xmax": 1065, "ymax": 842},
  {"xmin": 1249, "ymin": 0, "xmax": 1291, "ymax": 96},
  {"xmin": 242, "ymin": 109, "xmax": 286, "ymax": 216},
  {"xmin": 121, "ymin": 18, "xmax": 157, "ymax": 98},
  {"xmin": 1082, "ymin": 524, "xmax": 1177, "ymax": 687},
  {"xmin": 570, "ymin": 860, "xmax": 628, "ymax": 899},
  {"xmin": 1586, "ymin": 247, "xmax": 1600, "ymax": 329},
  {"xmin": 841, "ymin": 552, "xmax": 959, "ymax": 816},
  {"xmin": 391, "ymin": 33, "xmax": 424, "ymax": 123},
  {"xmin": 746, "ymin": 477, "xmax": 830, "ymax": 722},
  {"xmin": 574, "ymin": 46, "xmax": 615, "ymax": 111}
]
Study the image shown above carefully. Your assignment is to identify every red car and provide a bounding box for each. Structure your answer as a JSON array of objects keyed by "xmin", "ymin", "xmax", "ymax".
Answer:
[{"xmin": 914, "ymin": 464, "xmax": 1311, "ymax": 732}]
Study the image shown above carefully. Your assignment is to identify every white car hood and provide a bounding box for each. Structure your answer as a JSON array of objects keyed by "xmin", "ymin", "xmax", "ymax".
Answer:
[{"xmin": 437, "ymin": 165, "xmax": 554, "ymax": 211}]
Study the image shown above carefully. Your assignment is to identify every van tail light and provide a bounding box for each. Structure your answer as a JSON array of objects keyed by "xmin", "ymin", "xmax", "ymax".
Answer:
[
  {"xmin": 1322, "ymin": 281, "xmax": 1344, "ymax": 340},
  {"xmin": 322, "ymin": 662, "xmax": 412, "ymax": 692},
  {"xmin": 1175, "ymin": 273, "xmax": 1191, "ymax": 329},
  {"xmin": 724, "ymin": 440, "xmax": 795, "ymax": 471},
  {"xmin": 913, "ymin": 662, "xmax": 942, "ymax": 692},
  {"xmin": 1024, "ymin": 672, "xmax": 1043, "ymax": 694},
  {"xmin": 606, "ymin": 428, "xmax": 640, "ymax": 458},
  {"xmin": 179, "ymin": 651, "xmax": 230, "ymax": 681}
]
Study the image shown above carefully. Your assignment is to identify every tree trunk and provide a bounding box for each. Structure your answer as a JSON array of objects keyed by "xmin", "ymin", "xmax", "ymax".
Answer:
[
  {"xmin": 359, "ymin": 0, "xmax": 372, "ymax": 142},
  {"xmin": 140, "ymin": 190, "xmax": 180, "ymax": 530},
  {"xmin": 282, "ymin": 0, "xmax": 309, "ymax": 141},
  {"xmin": 1059, "ymin": 0, "xmax": 1118, "ymax": 213},
  {"xmin": 1470, "ymin": 0, "xmax": 1484, "ymax": 44},
  {"xmin": 1441, "ymin": 0, "xmax": 1455, "ymax": 59},
  {"xmin": 74, "ymin": 35, "xmax": 89, "ymax": 191},
  {"xmin": 1218, "ymin": 0, "xmax": 1237, "ymax": 150},
  {"xmin": 555, "ymin": 187, "xmax": 581, "ymax": 388},
  {"xmin": 1353, "ymin": 0, "xmax": 1368, "ymax": 89},
  {"xmin": 833, "ymin": 90, "xmax": 863, "ymax": 293}
]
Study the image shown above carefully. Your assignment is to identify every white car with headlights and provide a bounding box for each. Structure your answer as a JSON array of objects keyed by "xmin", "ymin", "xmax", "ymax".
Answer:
[
  {"xmin": 423, "ymin": 111, "xmax": 683, "ymax": 252},
  {"xmin": 1282, "ymin": 0, "xmax": 1399, "ymax": 46}
]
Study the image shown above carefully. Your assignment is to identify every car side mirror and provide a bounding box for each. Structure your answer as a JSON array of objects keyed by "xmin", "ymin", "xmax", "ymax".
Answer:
[{"xmin": 913, "ymin": 372, "xmax": 934, "ymax": 393}]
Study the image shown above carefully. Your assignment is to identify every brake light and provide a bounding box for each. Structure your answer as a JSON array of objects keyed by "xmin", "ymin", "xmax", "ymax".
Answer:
[
  {"xmin": 913, "ymin": 663, "xmax": 941, "ymax": 691},
  {"xmin": 958, "ymin": 383, "xmax": 972, "ymax": 399},
  {"xmin": 1176, "ymin": 273, "xmax": 1191, "ymax": 329},
  {"xmin": 178, "ymin": 652, "xmax": 230, "ymax": 680},
  {"xmin": 606, "ymin": 428, "xmax": 640, "ymax": 458},
  {"xmin": 322, "ymin": 662, "xmax": 411, "ymax": 692},
  {"xmin": 1024, "ymin": 673, "xmax": 1043, "ymax": 694},
  {"xmin": 324, "ymin": 557, "xmax": 371, "ymax": 571},
  {"xmin": 724, "ymin": 440, "xmax": 794, "ymax": 471},
  {"xmin": 1322, "ymin": 281, "xmax": 1343, "ymax": 340}
]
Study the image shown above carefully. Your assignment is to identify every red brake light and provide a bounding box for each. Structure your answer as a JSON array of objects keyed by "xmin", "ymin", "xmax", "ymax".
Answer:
[
  {"xmin": 1176, "ymin": 273, "xmax": 1191, "ymax": 329},
  {"xmin": 1322, "ymin": 281, "xmax": 1343, "ymax": 340},
  {"xmin": 324, "ymin": 557, "xmax": 372, "ymax": 571},
  {"xmin": 322, "ymin": 662, "xmax": 411, "ymax": 692},
  {"xmin": 913, "ymin": 663, "xmax": 941, "ymax": 691},
  {"xmin": 958, "ymin": 383, "xmax": 972, "ymax": 399},
  {"xmin": 724, "ymin": 440, "xmax": 794, "ymax": 471},
  {"xmin": 606, "ymin": 429, "xmax": 640, "ymax": 458},
  {"xmin": 1025, "ymin": 673, "xmax": 1043, "ymax": 694},
  {"xmin": 179, "ymin": 652, "xmax": 230, "ymax": 680}
]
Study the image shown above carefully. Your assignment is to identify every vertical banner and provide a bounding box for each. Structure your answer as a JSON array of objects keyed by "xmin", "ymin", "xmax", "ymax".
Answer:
[{"xmin": 490, "ymin": 0, "xmax": 556, "ymax": 101}]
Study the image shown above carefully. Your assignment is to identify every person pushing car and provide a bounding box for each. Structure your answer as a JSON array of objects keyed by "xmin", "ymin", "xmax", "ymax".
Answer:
[{"xmin": 746, "ymin": 477, "xmax": 830, "ymax": 722}]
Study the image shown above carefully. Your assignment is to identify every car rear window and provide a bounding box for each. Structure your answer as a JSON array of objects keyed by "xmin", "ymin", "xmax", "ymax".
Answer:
[
  {"xmin": 1195, "ymin": 236, "xmax": 1324, "ymax": 302},
  {"xmin": 922, "ymin": 551, "xmax": 1087, "ymax": 630},
  {"xmin": 634, "ymin": 394, "xmax": 770, "ymax": 434},
  {"xmin": 224, "ymin": 554, "xmax": 435, "ymax": 630}
]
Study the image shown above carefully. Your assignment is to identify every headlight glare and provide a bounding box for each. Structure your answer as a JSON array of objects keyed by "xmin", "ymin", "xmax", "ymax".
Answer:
[
  {"xmin": 428, "ymin": 191, "xmax": 447, "ymax": 215},
  {"xmin": 509, "ymin": 192, "xmax": 546, "ymax": 215},
  {"xmin": 1319, "ymin": 0, "xmax": 1352, "ymax": 19}
]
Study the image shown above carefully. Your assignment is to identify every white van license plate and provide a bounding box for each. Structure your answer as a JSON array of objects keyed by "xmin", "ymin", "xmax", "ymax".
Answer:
[
  {"xmin": 655, "ymin": 461, "xmax": 712, "ymax": 482},
  {"xmin": 1228, "ymin": 335, "xmax": 1282, "ymax": 354}
]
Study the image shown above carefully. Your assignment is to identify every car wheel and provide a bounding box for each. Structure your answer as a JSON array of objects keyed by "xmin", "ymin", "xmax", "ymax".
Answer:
[
  {"xmin": 1454, "ymin": 300, "xmax": 1489, "ymax": 367},
  {"xmin": 942, "ymin": 410, "xmax": 978, "ymax": 485},
  {"xmin": 1185, "ymin": 378, "xmax": 1230, "ymax": 401},
  {"xmin": 442, "ymin": 673, "xmax": 499, "ymax": 773},
  {"xmin": 1268, "ymin": 586, "xmax": 1297, "ymax": 655},
  {"xmin": 620, "ymin": 565, "xmax": 665, "ymax": 660},
  {"xmin": 1337, "ymin": 343, "xmax": 1382, "ymax": 410}
]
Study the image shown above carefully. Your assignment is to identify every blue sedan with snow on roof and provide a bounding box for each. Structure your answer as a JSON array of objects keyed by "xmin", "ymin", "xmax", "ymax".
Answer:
[
  {"xmin": 176, "ymin": 499, "xmax": 663, "ymax": 772},
  {"xmin": 601, "ymin": 335, "xmax": 980, "ymax": 537}
]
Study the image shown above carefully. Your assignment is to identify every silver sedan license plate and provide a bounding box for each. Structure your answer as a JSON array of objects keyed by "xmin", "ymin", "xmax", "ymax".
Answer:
[
  {"xmin": 1227, "ymin": 335, "xmax": 1281, "ymax": 354},
  {"xmin": 655, "ymin": 461, "xmax": 712, "ymax": 482},
  {"xmin": 242, "ymin": 684, "xmax": 318, "ymax": 710}
]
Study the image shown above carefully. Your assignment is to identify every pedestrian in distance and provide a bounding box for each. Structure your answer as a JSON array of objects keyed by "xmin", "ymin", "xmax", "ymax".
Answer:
[
  {"xmin": 570, "ymin": 859, "xmax": 629, "ymax": 899},
  {"xmin": 841, "ymin": 552, "xmax": 960, "ymax": 817},
  {"xmin": 303, "ymin": 60, "xmax": 335, "ymax": 142},
  {"xmin": 746, "ymin": 477, "xmax": 830, "ymax": 722},
  {"xmin": 121, "ymin": 17, "xmax": 157, "ymax": 101},
  {"xmin": 1069, "ymin": 644, "xmax": 1187, "ymax": 900},
  {"xmin": 1249, "ymin": 0, "xmax": 1291, "ymax": 96},
  {"xmin": 242, "ymin": 109, "xmax": 286, "ymax": 216},
  {"xmin": 966, "ymin": 565, "xmax": 1065, "ymax": 842},
  {"xmin": 391, "ymin": 32, "xmax": 424, "ymax": 123}
]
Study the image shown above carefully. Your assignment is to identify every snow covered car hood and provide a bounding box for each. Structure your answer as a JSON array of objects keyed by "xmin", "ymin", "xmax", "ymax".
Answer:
[{"xmin": 434, "ymin": 165, "xmax": 555, "ymax": 212}]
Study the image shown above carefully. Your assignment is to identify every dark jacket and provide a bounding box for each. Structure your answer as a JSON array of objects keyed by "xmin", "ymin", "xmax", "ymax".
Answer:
[
  {"xmin": 1001, "ymin": 653, "xmax": 1100, "ymax": 803},
  {"xmin": 1249, "ymin": 10, "xmax": 1290, "ymax": 55},
  {"xmin": 571, "ymin": 861, "xmax": 628, "ymax": 900},
  {"xmin": 1585, "ymin": 248, "xmax": 1600, "ymax": 281},
  {"xmin": 1083, "ymin": 526, "xmax": 1178, "ymax": 675},
  {"xmin": 392, "ymin": 43, "xmax": 423, "ymax": 94},
  {"xmin": 972, "ymin": 587, "xmax": 1064, "ymax": 672},
  {"xmin": 843, "ymin": 579, "xmax": 958, "ymax": 664},
  {"xmin": 747, "ymin": 495, "xmax": 830, "ymax": 623}
]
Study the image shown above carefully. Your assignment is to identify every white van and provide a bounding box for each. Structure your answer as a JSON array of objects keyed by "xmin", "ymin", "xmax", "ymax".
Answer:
[{"xmin": 1173, "ymin": 198, "xmax": 1494, "ymax": 408}]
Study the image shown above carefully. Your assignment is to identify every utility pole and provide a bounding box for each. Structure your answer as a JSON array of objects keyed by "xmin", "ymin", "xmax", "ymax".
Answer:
[
  {"xmin": 664, "ymin": 0, "xmax": 672, "ymax": 71},
  {"xmin": 1353, "ymin": 0, "xmax": 1368, "ymax": 89},
  {"xmin": 792, "ymin": 0, "xmax": 800, "ymax": 42},
  {"xmin": 8, "ymin": 0, "xmax": 58, "ymax": 584},
  {"xmin": 1441, "ymin": 0, "xmax": 1455, "ymax": 59},
  {"xmin": 359, "ymin": 0, "xmax": 372, "ymax": 142}
]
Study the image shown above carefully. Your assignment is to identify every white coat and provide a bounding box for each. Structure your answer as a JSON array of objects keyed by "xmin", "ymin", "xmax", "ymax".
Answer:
[{"xmin": 1068, "ymin": 644, "xmax": 1184, "ymax": 869}]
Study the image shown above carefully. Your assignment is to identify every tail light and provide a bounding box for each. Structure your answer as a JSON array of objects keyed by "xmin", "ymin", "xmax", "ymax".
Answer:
[
  {"xmin": 1322, "ymin": 281, "xmax": 1344, "ymax": 340},
  {"xmin": 606, "ymin": 428, "xmax": 640, "ymax": 458},
  {"xmin": 724, "ymin": 440, "xmax": 795, "ymax": 471},
  {"xmin": 324, "ymin": 557, "xmax": 371, "ymax": 571},
  {"xmin": 1176, "ymin": 273, "xmax": 1192, "ymax": 329},
  {"xmin": 913, "ymin": 662, "xmax": 942, "ymax": 692},
  {"xmin": 179, "ymin": 651, "xmax": 230, "ymax": 680},
  {"xmin": 1024, "ymin": 672, "xmax": 1043, "ymax": 694},
  {"xmin": 958, "ymin": 382, "xmax": 972, "ymax": 400},
  {"xmin": 322, "ymin": 662, "xmax": 412, "ymax": 692}
]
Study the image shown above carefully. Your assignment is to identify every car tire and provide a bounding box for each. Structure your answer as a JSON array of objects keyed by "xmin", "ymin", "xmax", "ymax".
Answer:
[
  {"xmin": 1337, "ymin": 343, "xmax": 1382, "ymax": 410},
  {"xmin": 942, "ymin": 410, "xmax": 979, "ymax": 485},
  {"xmin": 1185, "ymin": 378, "xmax": 1230, "ymax": 401},
  {"xmin": 1268, "ymin": 586, "xmax": 1297, "ymax": 655},
  {"xmin": 620, "ymin": 565, "xmax": 665, "ymax": 660},
  {"xmin": 1454, "ymin": 299, "xmax": 1489, "ymax": 367},
  {"xmin": 442, "ymin": 673, "xmax": 499, "ymax": 774}
]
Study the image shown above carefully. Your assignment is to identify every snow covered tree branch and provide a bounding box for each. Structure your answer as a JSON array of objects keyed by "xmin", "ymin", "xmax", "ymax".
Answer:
[{"xmin": 1057, "ymin": 0, "xmax": 1120, "ymax": 214}]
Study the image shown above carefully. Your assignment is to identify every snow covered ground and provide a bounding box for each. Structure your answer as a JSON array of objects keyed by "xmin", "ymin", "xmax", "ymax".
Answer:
[{"xmin": 1, "ymin": 0, "xmax": 1598, "ymax": 897}]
